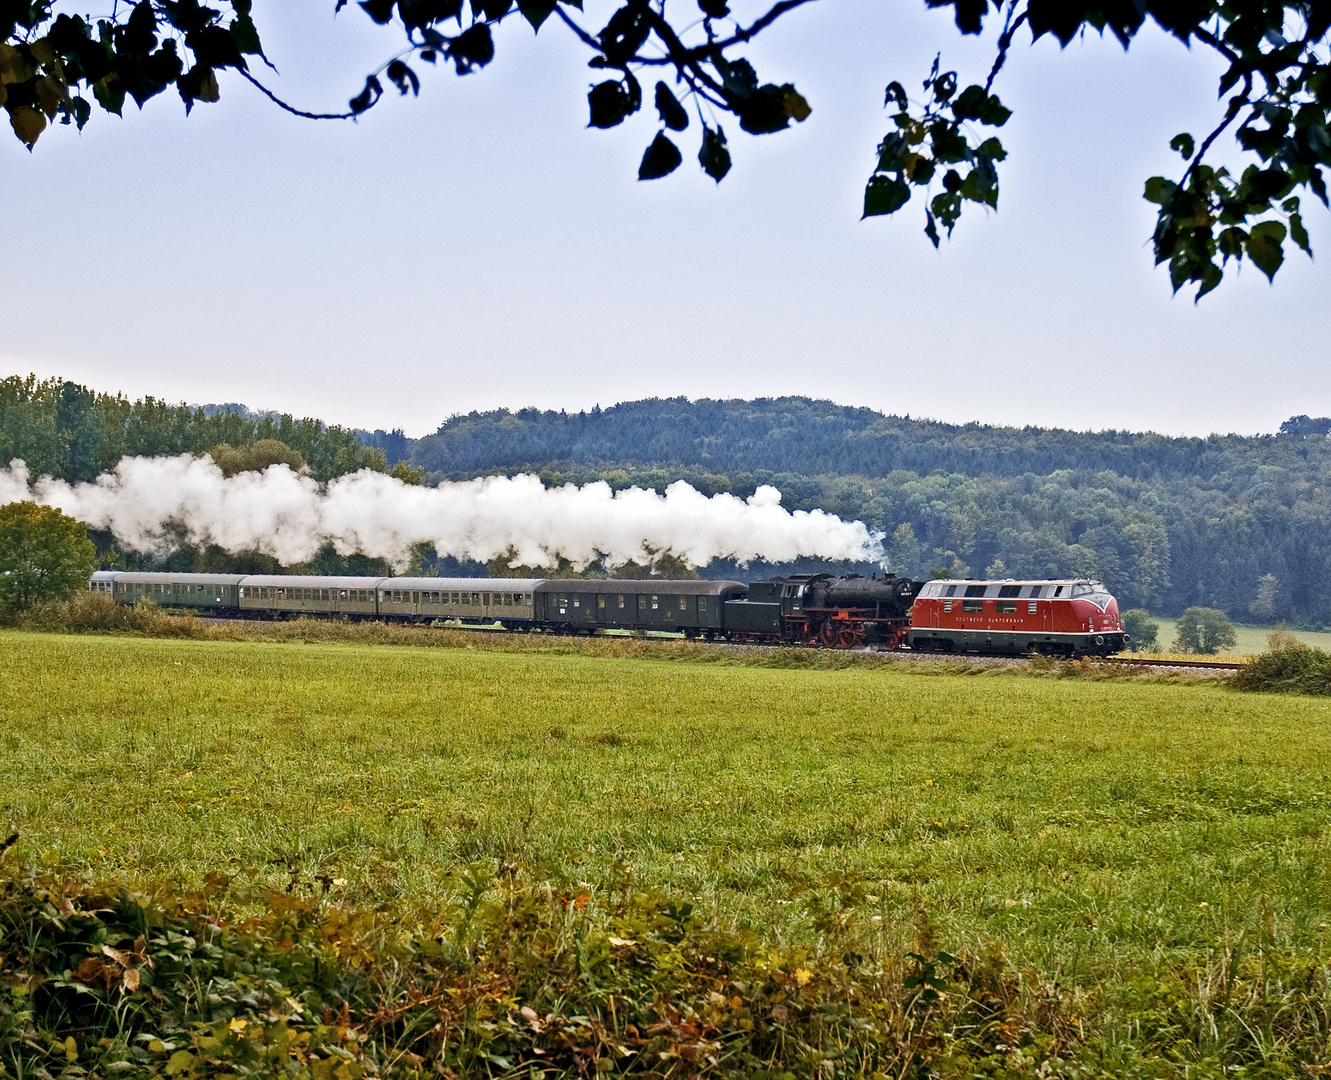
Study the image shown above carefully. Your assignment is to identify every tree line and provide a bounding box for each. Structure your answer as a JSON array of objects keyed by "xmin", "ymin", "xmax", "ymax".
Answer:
[
  {"xmin": 408, "ymin": 399, "xmax": 1331, "ymax": 627},
  {"xmin": 5, "ymin": 378, "xmax": 1330, "ymax": 627}
]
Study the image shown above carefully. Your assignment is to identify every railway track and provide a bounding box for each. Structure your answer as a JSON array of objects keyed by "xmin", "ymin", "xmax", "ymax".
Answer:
[{"xmin": 1097, "ymin": 655, "xmax": 1244, "ymax": 672}]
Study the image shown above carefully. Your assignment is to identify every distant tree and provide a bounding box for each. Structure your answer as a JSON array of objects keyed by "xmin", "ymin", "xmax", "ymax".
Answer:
[
  {"xmin": 1248, "ymin": 573, "xmax": 1279, "ymax": 621},
  {"xmin": 207, "ymin": 439, "xmax": 307, "ymax": 477},
  {"xmin": 390, "ymin": 460, "xmax": 425, "ymax": 485},
  {"xmin": 1120, "ymin": 609, "xmax": 1159, "ymax": 653},
  {"xmin": 886, "ymin": 523, "xmax": 921, "ymax": 578},
  {"xmin": 1172, "ymin": 606, "xmax": 1237, "ymax": 654},
  {"xmin": 0, "ymin": 501, "xmax": 97, "ymax": 614}
]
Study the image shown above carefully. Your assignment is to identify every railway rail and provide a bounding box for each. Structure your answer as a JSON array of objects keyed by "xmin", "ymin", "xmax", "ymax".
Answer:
[{"xmin": 1097, "ymin": 655, "xmax": 1243, "ymax": 672}]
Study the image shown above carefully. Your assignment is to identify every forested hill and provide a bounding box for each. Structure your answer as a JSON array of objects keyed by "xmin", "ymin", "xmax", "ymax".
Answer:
[
  {"xmin": 410, "ymin": 398, "xmax": 1330, "ymax": 481},
  {"xmin": 406, "ymin": 399, "xmax": 1331, "ymax": 629}
]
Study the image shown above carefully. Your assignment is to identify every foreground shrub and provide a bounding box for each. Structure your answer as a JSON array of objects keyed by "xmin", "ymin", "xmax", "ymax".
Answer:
[
  {"xmin": 11, "ymin": 592, "xmax": 210, "ymax": 637},
  {"xmin": 1232, "ymin": 634, "xmax": 1331, "ymax": 695},
  {"xmin": 1, "ymin": 862, "xmax": 1328, "ymax": 1078}
]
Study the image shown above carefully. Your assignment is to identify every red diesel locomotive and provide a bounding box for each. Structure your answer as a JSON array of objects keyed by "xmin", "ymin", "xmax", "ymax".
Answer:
[{"xmin": 907, "ymin": 578, "xmax": 1128, "ymax": 657}]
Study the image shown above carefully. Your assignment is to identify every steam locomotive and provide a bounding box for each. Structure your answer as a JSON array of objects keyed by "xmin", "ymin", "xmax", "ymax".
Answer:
[{"xmin": 87, "ymin": 570, "xmax": 1128, "ymax": 657}]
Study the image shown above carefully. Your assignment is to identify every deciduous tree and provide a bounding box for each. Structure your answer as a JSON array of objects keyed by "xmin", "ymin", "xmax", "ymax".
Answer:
[
  {"xmin": 0, "ymin": 501, "xmax": 97, "ymax": 614},
  {"xmin": 1172, "ymin": 605, "xmax": 1238, "ymax": 654},
  {"xmin": 4, "ymin": 0, "xmax": 1326, "ymax": 297}
]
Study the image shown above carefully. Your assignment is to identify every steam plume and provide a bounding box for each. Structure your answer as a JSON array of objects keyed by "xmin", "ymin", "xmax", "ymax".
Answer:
[{"xmin": 1, "ymin": 456, "xmax": 883, "ymax": 570}]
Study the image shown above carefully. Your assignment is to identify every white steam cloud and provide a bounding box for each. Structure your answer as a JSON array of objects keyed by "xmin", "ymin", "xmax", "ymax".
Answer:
[{"xmin": 1, "ymin": 456, "xmax": 883, "ymax": 571}]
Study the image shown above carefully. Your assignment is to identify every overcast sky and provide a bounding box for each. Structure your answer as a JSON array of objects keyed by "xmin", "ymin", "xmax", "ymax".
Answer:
[{"xmin": 4, "ymin": 1, "xmax": 1326, "ymax": 438}]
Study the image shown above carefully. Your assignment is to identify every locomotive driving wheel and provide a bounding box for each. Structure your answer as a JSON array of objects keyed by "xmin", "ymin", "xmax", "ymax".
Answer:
[
  {"xmin": 837, "ymin": 625, "xmax": 862, "ymax": 649},
  {"xmin": 818, "ymin": 621, "xmax": 838, "ymax": 648}
]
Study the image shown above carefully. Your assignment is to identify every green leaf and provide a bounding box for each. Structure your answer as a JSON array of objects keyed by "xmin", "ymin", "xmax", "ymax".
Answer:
[
  {"xmin": 1218, "ymin": 226, "xmax": 1247, "ymax": 261},
  {"xmin": 638, "ymin": 131, "xmax": 682, "ymax": 179},
  {"xmin": 780, "ymin": 84, "xmax": 810, "ymax": 122},
  {"xmin": 863, "ymin": 174, "xmax": 911, "ymax": 218},
  {"xmin": 977, "ymin": 93, "xmax": 1010, "ymax": 126},
  {"xmin": 1169, "ymin": 132, "xmax": 1194, "ymax": 159},
  {"xmin": 1143, "ymin": 176, "xmax": 1175, "ymax": 205},
  {"xmin": 654, "ymin": 81, "xmax": 688, "ymax": 131},
  {"xmin": 587, "ymin": 79, "xmax": 635, "ymax": 128},
  {"xmin": 950, "ymin": 84, "xmax": 985, "ymax": 119},
  {"xmin": 1290, "ymin": 212, "xmax": 1312, "ymax": 255},
  {"xmin": 698, "ymin": 124, "xmax": 730, "ymax": 181},
  {"xmin": 517, "ymin": 0, "xmax": 555, "ymax": 29},
  {"xmin": 924, "ymin": 210, "xmax": 940, "ymax": 248},
  {"xmin": 1245, "ymin": 219, "xmax": 1286, "ymax": 281}
]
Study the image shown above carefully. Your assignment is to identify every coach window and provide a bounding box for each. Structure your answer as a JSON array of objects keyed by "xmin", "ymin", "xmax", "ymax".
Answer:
[
  {"xmin": 618, "ymin": 595, "xmax": 626, "ymax": 609},
  {"xmin": 597, "ymin": 595, "xmax": 606, "ymax": 609},
  {"xmin": 572, "ymin": 597, "xmax": 580, "ymax": 608},
  {"xmin": 651, "ymin": 595, "xmax": 659, "ymax": 610},
  {"xmin": 678, "ymin": 596, "xmax": 687, "ymax": 611},
  {"xmin": 698, "ymin": 596, "xmax": 707, "ymax": 613}
]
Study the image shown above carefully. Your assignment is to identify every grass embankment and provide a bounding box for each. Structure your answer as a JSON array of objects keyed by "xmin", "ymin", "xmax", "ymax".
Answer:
[{"xmin": 2, "ymin": 631, "xmax": 1329, "ymax": 1077}]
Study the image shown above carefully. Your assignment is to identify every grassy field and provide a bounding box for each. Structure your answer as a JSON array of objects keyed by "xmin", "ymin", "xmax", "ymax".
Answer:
[
  {"xmin": 4, "ymin": 629, "xmax": 1328, "ymax": 964},
  {"xmin": 1144, "ymin": 617, "xmax": 1331, "ymax": 657}
]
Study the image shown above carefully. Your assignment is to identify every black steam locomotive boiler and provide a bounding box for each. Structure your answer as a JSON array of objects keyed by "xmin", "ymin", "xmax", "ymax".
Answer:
[{"xmin": 723, "ymin": 573, "xmax": 923, "ymax": 649}]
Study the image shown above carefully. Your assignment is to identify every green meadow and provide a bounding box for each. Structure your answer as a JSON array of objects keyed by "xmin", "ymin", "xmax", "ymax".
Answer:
[
  {"xmin": 5, "ymin": 630, "xmax": 1329, "ymax": 957},
  {"xmin": 3, "ymin": 628, "xmax": 1330, "ymax": 1077}
]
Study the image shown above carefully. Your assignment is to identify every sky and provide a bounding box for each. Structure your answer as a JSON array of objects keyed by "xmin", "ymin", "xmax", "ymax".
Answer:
[{"xmin": 3, "ymin": 0, "xmax": 1327, "ymax": 439}]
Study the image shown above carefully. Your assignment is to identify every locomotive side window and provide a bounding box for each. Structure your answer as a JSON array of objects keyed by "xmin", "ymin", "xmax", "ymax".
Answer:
[
  {"xmin": 964, "ymin": 585, "xmax": 986, "ymax": 598},
  {"xmin": 998, "ymin": 585, "xmax": 1021, "ymax": 598},
  {"xmin": 962, "ymin": 600, "xmax": 983, "ymax": 613},
  {"xmin": 945, "ymin": 585, "xmax": 957, "ymax": 597},
  {"xmin": 1026, "ymin": 585, "xmax": 1043, "ymax": 597},
  {"xmin": 996, "ymin": 600, "xmax": 1018, "ymax": 614}
]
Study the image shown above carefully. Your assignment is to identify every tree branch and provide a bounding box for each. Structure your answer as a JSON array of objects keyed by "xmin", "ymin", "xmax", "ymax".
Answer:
[
  {"xmin": 239, "ymin": 69, "xmax": 357, "ymax": 120},
  {"xmin": 984, "ymin": 4, "xmax": 1027, "ymax": 93}
]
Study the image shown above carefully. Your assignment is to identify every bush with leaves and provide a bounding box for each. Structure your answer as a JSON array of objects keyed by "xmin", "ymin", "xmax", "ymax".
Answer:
[
  {"xmin": 1172, "ymin": 605, "xmax": 1237, "ymax": 654},
  {"xmin": 0, "ymin": 501, "xmax": 96, "ymax": 615},
  {"xmin": 1120, "ymin": 608, "xmax": 1158, "ymax": 652}
]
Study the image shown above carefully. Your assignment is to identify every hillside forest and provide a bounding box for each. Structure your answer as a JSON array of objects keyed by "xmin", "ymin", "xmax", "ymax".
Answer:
[{"xmin": 4, "ymin": 375, "xmax": 1330, "ymax": 627}]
